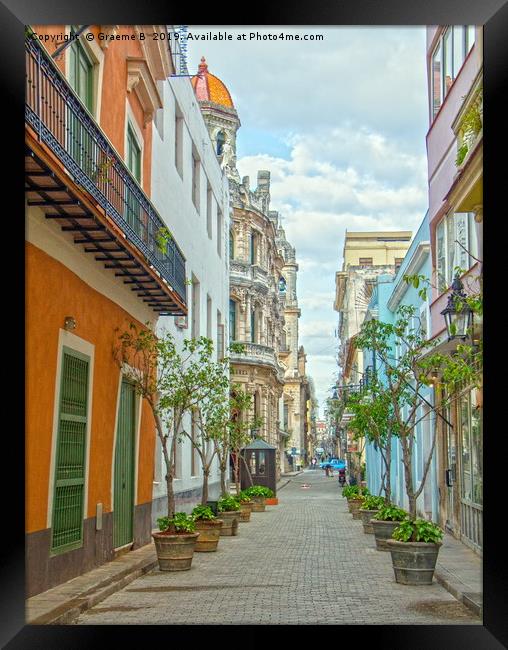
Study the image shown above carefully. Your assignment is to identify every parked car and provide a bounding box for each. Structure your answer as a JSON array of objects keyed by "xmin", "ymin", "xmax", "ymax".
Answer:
[{"xmin": 319, "ymin": 458, "xmax": 346, "ymax": 471}]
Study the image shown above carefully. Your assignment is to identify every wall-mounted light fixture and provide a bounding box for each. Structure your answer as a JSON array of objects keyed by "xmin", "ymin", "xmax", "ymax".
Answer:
[{"xmin": 64, "ymin": 316, "xmax": 76, "ymax": 331}]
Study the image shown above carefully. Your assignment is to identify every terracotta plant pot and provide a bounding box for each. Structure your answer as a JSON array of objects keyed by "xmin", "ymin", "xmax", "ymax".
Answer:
[
  {"xmin": 239, "ymin": 503, "xmax": 252, "ymax": 522},
  {"xmin": 194, "ymin": 518, "xmax": 223, "ymax": 552},
  {"xmin": 265, "ymin": 497, "xmax": 278, "ymax": 506},
  {"xmin": 219, "ymin": 510, "xmax": 240, "ymax": 536},
  {"xmin": 250, "ymin": 496, "xmax": 266, "ymax": 512},
  {"xmin": 348, "ymin": 498, "xmax": 364, "ymax": 519},
  {"xmin": 152, "ymin": 531, "xmax": 199, "ymax": 571},
  {"xmin": 386, "ymin": 539, "xmax": 442, "ymax": 585},
  {"xmin": 371, "ymin": 519, "xmax": 403, "ymax": 551},
  {"xmin": 359, "ymin": 509, "xmax": 378, "ymax": 534}
]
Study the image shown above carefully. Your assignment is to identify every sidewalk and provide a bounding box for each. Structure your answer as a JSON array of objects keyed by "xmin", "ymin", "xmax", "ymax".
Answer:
[
  {"xmin": 27, "ymin": 477, "xmax": 299, "ymax": 625},
  {"xmin": 434, "ymin": 532, "xmax": 482, "ymax": 617},
  {"xmin": 25, "ymin": 471, "xmax": 481, "ymax": 624}
]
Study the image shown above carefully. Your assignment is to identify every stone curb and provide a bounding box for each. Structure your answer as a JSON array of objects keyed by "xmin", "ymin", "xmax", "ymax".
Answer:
[
  {"xmin": 433, "ymin": 565, "xmax": 483, "ymax": 618},
  {"xmin": 27, "ymin": 550, "xmax": 158, "ymax": 625}
]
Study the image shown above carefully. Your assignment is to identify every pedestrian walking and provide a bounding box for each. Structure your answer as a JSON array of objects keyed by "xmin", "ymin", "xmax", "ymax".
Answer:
[{"xmin": 311, "ymin": 457, "xmax": 317, "ymax": 469}]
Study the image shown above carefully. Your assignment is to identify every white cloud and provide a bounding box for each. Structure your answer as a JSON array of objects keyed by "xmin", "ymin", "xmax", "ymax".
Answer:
[{"xmin": 185, "ymin": 26, "xmax": 429, "ymax": 413}]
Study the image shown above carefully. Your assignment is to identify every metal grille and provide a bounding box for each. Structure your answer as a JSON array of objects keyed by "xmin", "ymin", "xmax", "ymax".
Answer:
[{"xmin": 51, "ymin": 350, "xmax": 88, "ymax": 553}]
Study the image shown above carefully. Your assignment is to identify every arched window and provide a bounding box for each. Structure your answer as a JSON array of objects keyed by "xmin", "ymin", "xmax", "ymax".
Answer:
[
  {"xmin": 229, "ymin": 230, "xmax": 234, "ymax": 260},
  {"xmin": 279, "ymin": 276, "xmax": 287, "ymax": 293},
  {"xmin": 217, "ymin": 131, "xmax": 226, "ymax": 156}
]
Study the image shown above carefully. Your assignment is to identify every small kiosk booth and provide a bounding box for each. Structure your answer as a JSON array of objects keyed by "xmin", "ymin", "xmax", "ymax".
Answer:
[{"xmin": 240, "ymin": 438, "xmax": 277, "ymax": 495}]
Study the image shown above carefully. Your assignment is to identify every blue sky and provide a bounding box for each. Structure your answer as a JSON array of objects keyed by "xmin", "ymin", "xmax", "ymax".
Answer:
[{"xmin": 186, "ymin": 26, "xmax": 430, "ymax": 416}]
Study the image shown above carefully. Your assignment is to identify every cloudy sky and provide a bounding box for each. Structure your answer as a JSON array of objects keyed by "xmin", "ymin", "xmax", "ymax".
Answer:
[{"xmin": 186, "ymin": 26, "xmax": 430, "ymax": 416}]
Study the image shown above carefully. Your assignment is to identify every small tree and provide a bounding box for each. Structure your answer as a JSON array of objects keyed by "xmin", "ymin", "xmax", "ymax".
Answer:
[
  {"xmin": 355, "ymin": 303, "xmax": 482, "ymax": 520},
  {"xmin": 228, "ymin": 387, "xmax": 264, "ymax": 495},
  {"xmin": 114, "ymin": 324, "xmax": 223, "ymax": 519},
  {"xmin": 185, "ymin": 351, "xmax": 230, "ymax": 505},
  {"xmin": 345, "ymin": 377, "xmax": 397, "ymax": 502}
]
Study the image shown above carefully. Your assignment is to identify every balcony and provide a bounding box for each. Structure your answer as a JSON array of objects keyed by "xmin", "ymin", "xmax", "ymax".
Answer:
[
  {"xmin": 230, "ymin": 341, "xmax": 286, "ymax": 382},
  {"xmin": 230, "ymin": 260, "xmax": 271, "ymax": 293},
  {"xmin": 25, "ymin": 36, "xmax": 187, "ymax": 315}
]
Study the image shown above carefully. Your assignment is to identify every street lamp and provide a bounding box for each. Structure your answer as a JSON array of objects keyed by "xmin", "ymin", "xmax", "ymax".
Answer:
[{"xmin": 440, "ymin": 275, "xmax": 473, "ymax": 341}]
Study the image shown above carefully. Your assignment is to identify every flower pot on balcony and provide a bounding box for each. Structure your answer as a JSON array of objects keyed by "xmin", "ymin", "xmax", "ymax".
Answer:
[
  {"xmin": 194, "ymin": 518, "xmax": 223, "ymax": 552},
  {"xmin": 386, "ymin": 539, "xmax": 442, "ymax": 585},
  {"xmin": 152, "ymin": 531, "xmax": 199, "ymax": 571}
]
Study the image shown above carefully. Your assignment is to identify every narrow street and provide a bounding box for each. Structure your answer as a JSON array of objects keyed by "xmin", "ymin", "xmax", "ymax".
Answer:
[{"xmin": 76, "ymin": 471, "xmax": 480, "ymax": 625}]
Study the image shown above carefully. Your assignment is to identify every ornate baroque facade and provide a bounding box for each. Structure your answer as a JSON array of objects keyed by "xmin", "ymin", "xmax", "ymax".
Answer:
[{"xmin": 192, "ymin": 58, "xmax": 309, "ymax": 478}]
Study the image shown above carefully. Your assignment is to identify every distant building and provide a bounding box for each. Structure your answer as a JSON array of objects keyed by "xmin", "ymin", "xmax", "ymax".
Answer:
[
  {"xmin": 334, "ymin": 231, "xmax": 412, "ymax": 477},
  {"xmin": 191, "ymin": 58, "xmax": 308, "ymax": 479}
]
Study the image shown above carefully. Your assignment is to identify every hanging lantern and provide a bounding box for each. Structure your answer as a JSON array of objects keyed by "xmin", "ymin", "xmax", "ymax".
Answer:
[{"xmin": 440, "ymin": 275, "xmax": 473, "ymax": 341}]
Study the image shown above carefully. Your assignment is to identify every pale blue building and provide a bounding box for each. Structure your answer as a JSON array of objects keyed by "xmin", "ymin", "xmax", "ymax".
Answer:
[{"xmin": 363, "ymin": 212, "xmax": 440, "ymax": 522}]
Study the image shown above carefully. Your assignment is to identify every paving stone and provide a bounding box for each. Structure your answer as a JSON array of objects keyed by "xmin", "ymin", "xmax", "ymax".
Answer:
[{"xmin": 75, "ymin": 472, "xmax": 482, "ymax": 625}]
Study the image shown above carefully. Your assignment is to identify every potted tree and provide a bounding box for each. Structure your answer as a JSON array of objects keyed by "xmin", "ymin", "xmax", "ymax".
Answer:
[
  {"xmin": 386, "ymin": 518, "xmax": 443, "ymax": 585},
  {"xmin": 192, "ymin": 505, "xmax": 223, "ymax": 552},
  {"xmin": 217, "ymin": 495, "xmax": 241, "ymax": 536},
  {"xmin": 342, "ymin": 485, "xmax": 369, "ymax": 519},
  {"xmin": 242, "ymin": 485, "xmax": 270, "ymax": 512},
  {"xmin": 114, "ymin": 325, "xmax": 223, "ymax": 570},
  {"xmin": 153, "ymin": 513, "xmax": 199, "ymax": 571},
  {"xmin": 371, "ymin": 504, "xmax": 408, "ymax": 551},
  {"xmin": 359, "ymin": 495, "xmax": 386, "ymax": 534}
]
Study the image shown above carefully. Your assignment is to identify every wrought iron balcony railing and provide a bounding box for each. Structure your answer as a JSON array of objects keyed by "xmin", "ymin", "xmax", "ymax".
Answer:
[{"xmin": 25, "ymin": 36, "xmax": 187, "ymax": 306}]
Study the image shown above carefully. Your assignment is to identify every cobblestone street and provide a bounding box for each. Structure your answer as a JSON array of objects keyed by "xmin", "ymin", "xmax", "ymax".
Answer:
[{"xmin": 75, "ymin": 471, "xmax": 481, "ymax": 625}]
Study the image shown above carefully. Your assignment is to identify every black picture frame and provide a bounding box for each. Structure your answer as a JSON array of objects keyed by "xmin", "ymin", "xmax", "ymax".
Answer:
[{"xmin": 3, "ymin": 0, "xmax": 506, "ymax": 646}]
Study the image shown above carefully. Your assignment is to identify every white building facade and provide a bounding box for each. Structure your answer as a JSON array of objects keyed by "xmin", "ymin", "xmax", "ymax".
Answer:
[{"xmin": 149, "ymin": 72, "xmax": 230, "ymax": 522}]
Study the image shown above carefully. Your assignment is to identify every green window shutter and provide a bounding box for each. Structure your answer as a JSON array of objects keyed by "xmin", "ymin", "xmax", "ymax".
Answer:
[
  {"xmin": 51, "ymin": 348, "xmax": 89, "ymax": 554},
  {"xmin": 125, "ymin": 125, "xmax": 142, "ymax": 236}
]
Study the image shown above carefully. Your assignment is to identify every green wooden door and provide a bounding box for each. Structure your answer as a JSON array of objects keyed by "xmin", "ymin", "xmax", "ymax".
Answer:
[
  {"xmin": 113, "ymin": 379, "xmax": 136, "ymax": 549},
  {"xmin": 51, "ymin": 347, "xmax": 89, "ymax": 554}
]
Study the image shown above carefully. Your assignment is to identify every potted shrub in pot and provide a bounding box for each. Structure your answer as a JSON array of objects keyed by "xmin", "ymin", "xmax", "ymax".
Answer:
[
  {"xmin": 152, "ymin": 513, "xmax": 199, "ymax": 571},
  {"xmin": 371, "ymin": 505, "xmax": 408, "ymax": 551},
  {"xmin": 359, "ymin": 495, "xmax": 386, "ymax": 534},
  {"xmin": 192, "ymin": 505, "xmax": 223, "ymax": 552},
  {"xmin": 342, "ymin": 485, "xmax": 369, "ymax": 519},
  {"xmin": 236, "ymin": 491, "xmax": 253, "ymax": 522},
  {"xmin": 386, "ymin": 518, "xmax": 444, "ymax": 585},
  {"xmin": 217, "ymin": 495, "xmax": 241, "ymax": 536},
  {"xmin": 264, "ymin": 487, "xmax": 278, "ymax": 506},
  {"xmin": 242, "ymin": 485, "xmax": 270, "ymax": 511}
]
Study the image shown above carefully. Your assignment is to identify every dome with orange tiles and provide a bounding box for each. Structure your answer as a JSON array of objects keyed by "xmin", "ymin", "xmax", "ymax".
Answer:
[{"xmin": 191, "ymin": 57, "xmax": 234, "ymax": 109}]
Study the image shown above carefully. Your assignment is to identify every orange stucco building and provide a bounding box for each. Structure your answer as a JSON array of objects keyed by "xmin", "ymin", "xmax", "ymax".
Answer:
[{"xmin": 25, "ymin": 25, "xmax": 186, "ymax": 596}]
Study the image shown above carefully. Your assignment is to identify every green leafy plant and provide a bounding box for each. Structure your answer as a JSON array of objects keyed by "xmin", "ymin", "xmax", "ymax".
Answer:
[
  {"xmin": 456, "ymin": 143, "xmax": 469, "ymax": 166},
  {"xmin": 218, "ymin": 495, "xmax": 241, "ymax": 512},
  {"xmin": 191, "ymin": 505, "xmax": 216, "ymax": 521},
  {"xmin": 157, "ymin": 512, "xmax": 196, "ymax": 534},
  {"xmin": 373, "ymin": 505, "xmax": 408, "ymax": 522},
  {"xmin": 342, "ymin": 485, "xmax": 369, "ymax": 499},
  {"xmin": 236, "ymin": 490, "xmax": 252, "ymax": 503},
  {"xmin": 242, "ymin": 485, "xmax": 274, "ymax": 498},
  {"xmin": 392, "ymin": 518, "xmax": 443, "ymax": 544},
  {"xmin": 360, "ymin": 495, "xmax": 386, "ymax": 510},
  {"xmin": 155, "ymin": 226, "xmax": 173, "ymax": 256}
]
